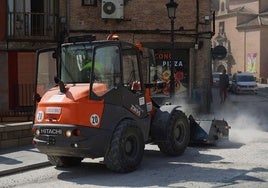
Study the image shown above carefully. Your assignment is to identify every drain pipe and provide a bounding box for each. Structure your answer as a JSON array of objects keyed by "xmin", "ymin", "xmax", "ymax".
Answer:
[
  {"xmin": 66, "ymin": 0, "xmax": 70, "ymax": 36},
  {"xmin": 193, "ymin": 0, "xmax": 199, "ymax": 88}
]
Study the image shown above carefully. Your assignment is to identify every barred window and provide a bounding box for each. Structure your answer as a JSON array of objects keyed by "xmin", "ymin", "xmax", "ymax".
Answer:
[
  {"xmin": 7, "ymin": 0, "xmax": 58, "ymax": 37},
  {"xmin": 82, "ymin": 0, "xmax": 97, "ymax": 6}
]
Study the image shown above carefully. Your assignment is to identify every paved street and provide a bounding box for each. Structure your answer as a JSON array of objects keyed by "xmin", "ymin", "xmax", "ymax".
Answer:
[{"xmin": 0, "ymin": 84, "xmax": 268, "ymax": 187}]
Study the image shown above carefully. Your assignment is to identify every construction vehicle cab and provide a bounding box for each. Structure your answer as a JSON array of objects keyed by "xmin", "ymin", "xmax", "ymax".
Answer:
[{"xmin": 33, "ymin": 36, "xmax": 229, "ymax": 173}]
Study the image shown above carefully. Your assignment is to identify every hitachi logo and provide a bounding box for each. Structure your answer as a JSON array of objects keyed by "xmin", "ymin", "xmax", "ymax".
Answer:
[{"xmin": 40, "ymin": 128, "xmax": 62, "ymax": 135}]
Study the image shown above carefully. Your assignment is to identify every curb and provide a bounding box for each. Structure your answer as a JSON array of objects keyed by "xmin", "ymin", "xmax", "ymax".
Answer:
[{"xmin": 0, "ymin": 161, "xmax": 51, "ymax": 177}]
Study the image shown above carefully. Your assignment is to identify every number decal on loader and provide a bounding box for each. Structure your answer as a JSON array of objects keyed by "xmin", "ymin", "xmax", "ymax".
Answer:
[
  {"xmin": 36, "ymin": 111, "xmax": 44, "ymax": 122},
  {"xmin": 90, "ymin": 114, "xmax": 100, "ymax": 126}
]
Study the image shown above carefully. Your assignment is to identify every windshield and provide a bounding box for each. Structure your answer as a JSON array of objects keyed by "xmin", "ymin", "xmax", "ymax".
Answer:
[
  {"xmin": 237, "ymin": 75, "xmax": 255, "ymax": 82},
  {"xmin": 61, "ymin": 44, "xmax": 93, "ymax": 83},
  {"xmin": 60, "ymin": 42, "xmax": 141, "ymax": 97},
  {"xmin": 213, "ymin": 73, "xmax": 221, "ymax": 79}
]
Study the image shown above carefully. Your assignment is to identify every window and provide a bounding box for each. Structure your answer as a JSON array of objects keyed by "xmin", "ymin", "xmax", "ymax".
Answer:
[
  {"xmin": 221, "ymin": 2, "xmax": 225, "ymax": 12},
  {"xmin": 122, "ymin": 52, "xmax": 141, "ymax": 92},
  {"xmin": 61, "ymin": 44, "xmax": 93, "ymax": 83},
  {"xmin": 219, "ymin": 22, "xmax": 225, "ymax": 34},
  {"xmin": 93, "ymin": 45, "xmax": 120, "ymax": 96},
  {"xmin": 82, "ymin": 0, "xmax": 97, "ymax": 6},
  {"xmin": 37, "ymin": 50, "xmax": 57, "ymax": 98},
  {"xmin": 8, "ymin": 0, "xmax": 58, "ymax": 38}
]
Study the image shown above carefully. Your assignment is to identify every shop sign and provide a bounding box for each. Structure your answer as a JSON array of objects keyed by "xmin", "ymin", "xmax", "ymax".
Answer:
[{"xmin": 150, "ymin": 50, "xmax": 189, "ymax": 96}]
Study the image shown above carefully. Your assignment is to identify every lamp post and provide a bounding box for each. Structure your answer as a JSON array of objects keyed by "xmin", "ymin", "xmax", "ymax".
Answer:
[{"xmin": 166, "ymin": 0, "xmax": 178, "ymax": 98}]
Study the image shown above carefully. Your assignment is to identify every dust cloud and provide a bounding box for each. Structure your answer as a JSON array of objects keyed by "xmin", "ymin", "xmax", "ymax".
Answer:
[
  {"xmin": 211, "ymin": 99, "xmax": 267, "ymax": 145},
  {"xmin": 228, "ymin": 114, "xmax": 265, "ymax": 144},
  {"xmin": 165, "ymin": 90, "xmax": 267, "ymax": 145}
]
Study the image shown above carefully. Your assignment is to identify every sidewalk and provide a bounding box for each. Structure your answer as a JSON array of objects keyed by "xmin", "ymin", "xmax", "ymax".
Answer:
[{"xmin": 0, "ymin": 145, "xmax": 50, "ymax": 177}]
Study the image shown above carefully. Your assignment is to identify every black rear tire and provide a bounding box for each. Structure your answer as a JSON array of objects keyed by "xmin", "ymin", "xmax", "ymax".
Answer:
[
  {"xmin": 47, "ymin": 155, "xmax": 83, "ymax": 167},
  {"xmin": 158, "ymin": 110, "xmax": 190, "ymax": 156},
  {"xmin": 104, "ymin": 120, "xmax": 144, "ymax": 173}
]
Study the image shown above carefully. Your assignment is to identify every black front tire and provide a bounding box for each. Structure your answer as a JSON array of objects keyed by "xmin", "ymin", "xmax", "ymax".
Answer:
[
  {"xmin": 104, "ymin": 120, "xmax": 144, "ymax": 173},
  {"xmin": 158, "ymin": 110, "xmax": 190, "ymax": 156},
  {"xmin": 47, "ymin": 155, "xmax": 83, "ymax": 167}
]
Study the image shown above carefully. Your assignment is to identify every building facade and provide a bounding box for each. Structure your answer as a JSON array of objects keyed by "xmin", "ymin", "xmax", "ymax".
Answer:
[
  {"xmin": 212, "ymin": 0, "xmax": 268, "ymax": 83},
  {"xmin": 0, "ymin": 0, "xmax": 214, "ymax": 113}
]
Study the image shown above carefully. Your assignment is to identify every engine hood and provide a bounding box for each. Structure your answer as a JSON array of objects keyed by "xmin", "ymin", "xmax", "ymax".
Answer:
[{"xmin": 40, "ymin": 84, "xmax": 90, "ymax": 103}]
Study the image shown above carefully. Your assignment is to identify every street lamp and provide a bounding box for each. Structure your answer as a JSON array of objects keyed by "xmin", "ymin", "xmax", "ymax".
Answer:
[{"xmin": 166, "ymin": 0, "xmax": 178, "ymax": 98}]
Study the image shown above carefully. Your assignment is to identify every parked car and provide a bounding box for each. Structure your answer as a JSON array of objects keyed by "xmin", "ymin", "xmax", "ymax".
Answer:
[
  {"xmin": 231, "ymin": 72, "xmax": 258, "ymax": 94},
  {"xmin": 212, "ymin": 72, "xmax": 222, "ymax": 87}
]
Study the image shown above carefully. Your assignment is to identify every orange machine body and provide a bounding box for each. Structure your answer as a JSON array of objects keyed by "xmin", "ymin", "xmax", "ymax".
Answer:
[{"xmin": 35, "ymin": 84, "xmax": 107, "ymax": 128}]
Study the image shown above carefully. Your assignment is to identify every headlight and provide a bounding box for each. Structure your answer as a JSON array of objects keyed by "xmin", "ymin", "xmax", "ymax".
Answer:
[
  {"xmin": 35, "ymin": 129, "xmax": 40, "ymax": 136},
  {"xmin": 65, "ymin": 129, "xmax": 81, "ymax": 137},
  {"xmin": 65, "ymin": 130, "xmax": 72, "ymax": 137}
]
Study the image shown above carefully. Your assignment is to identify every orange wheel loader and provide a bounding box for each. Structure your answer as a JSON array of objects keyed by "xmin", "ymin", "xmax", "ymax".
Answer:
[{"xmin": 32, "ymin": 35, "xmax": 228, "ymax": 173}]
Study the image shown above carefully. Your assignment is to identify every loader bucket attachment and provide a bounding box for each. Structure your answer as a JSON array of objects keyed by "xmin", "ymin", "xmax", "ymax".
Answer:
[{"xmin": 189, "ymin": 115, "xmax": 230, "ymax": 145}]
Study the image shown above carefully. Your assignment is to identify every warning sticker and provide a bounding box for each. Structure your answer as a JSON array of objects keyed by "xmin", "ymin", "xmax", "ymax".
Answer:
[
  {"xmin": 48, "ymin": 95, "xmax": 65, "ymax": 102},
  {"xmin": 139, "ymin": 97, "xmax": 145, "ymax": 106}
]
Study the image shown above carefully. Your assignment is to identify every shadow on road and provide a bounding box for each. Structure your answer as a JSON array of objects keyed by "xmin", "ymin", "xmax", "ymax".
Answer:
[{"xmin": 56, "ymin": 148, "xmax": 268, "ymax": 187}]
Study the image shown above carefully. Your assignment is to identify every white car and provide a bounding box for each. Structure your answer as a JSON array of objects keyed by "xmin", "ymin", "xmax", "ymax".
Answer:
[{"xmin": 231, "ymin": 72, "xmax": 258, "ymax": 94}]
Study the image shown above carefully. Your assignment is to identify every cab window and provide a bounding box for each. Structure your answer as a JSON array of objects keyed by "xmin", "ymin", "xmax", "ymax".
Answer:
[
  {"xmin": 92, "ymin": 45, "xmax": 120, "ymax": 96},
  {"xmin": 122, "ymin": 49, "xmax": 141, "ymax": 92}
]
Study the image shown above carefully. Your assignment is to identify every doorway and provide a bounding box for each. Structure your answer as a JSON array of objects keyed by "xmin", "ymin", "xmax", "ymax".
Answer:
[{"xmin": 31, "ymin": 0, "xmax": 44, "ymax": 35}]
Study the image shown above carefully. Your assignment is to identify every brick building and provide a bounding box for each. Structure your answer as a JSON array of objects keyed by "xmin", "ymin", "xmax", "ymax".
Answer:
[
  {"xmin": 212, "ymin": 0, "xmax": 268, "ymax": 83},
  {"xmin": 0, "ymin": 0, "xmax": 214, "ymax": 114}
]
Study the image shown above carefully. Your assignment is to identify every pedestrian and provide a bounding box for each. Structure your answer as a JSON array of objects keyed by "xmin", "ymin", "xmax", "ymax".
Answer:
[{"xmin": 219, "ymin": 69, "xmax": 229, "ymax": 103}]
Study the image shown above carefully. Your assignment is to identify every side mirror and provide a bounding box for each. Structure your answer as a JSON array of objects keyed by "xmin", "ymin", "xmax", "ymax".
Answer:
[
  {"xmin": 34, "ymin": 93, "xmax": 41, "ymax": 103},
  {"xmin": 52, "ymin": 51, "xmax": 58, "ymax": 58},
  {"xmin": 54, "ymin": 76, "xmax": 66, "ymax": 94}
]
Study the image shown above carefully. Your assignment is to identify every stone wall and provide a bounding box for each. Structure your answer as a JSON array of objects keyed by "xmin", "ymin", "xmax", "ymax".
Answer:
[{"xmin": 0, "ymin": 122, "xmax": 33, "ymax": 149}]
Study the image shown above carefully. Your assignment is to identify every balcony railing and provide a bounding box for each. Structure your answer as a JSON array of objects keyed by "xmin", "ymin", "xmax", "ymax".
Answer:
[
  {"xmin": 14, "ymin": 84, "xmax": 35, "ymax": 107},
  {"xmin": 0, "ymin": 84, "xmax": 34, "ymax": 122},
  {"xmin": 8, "ymin": 12, "xmax": 58, "ymax": 41}
]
